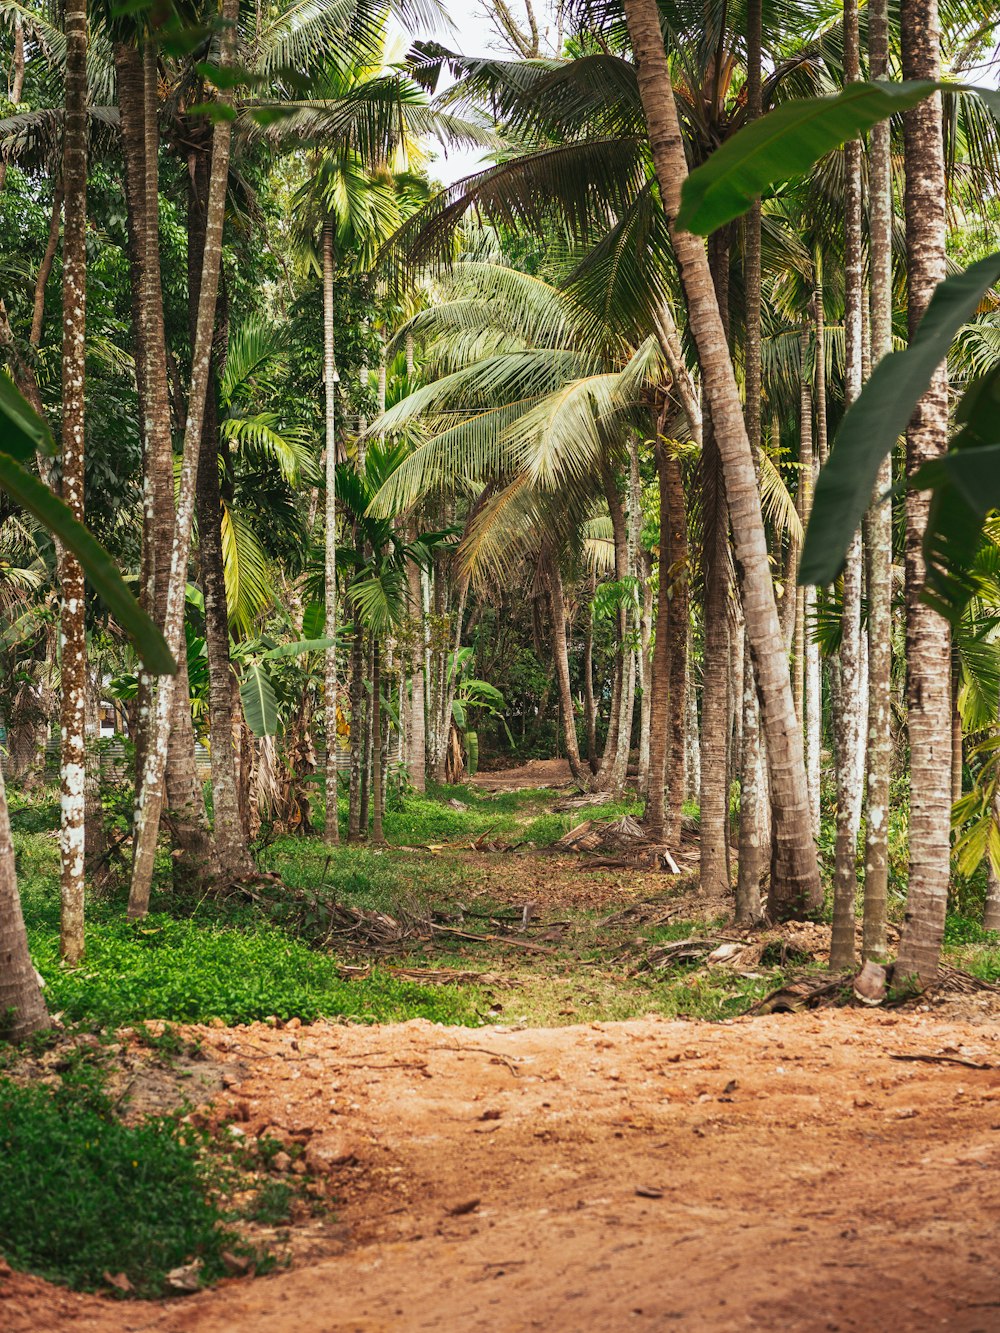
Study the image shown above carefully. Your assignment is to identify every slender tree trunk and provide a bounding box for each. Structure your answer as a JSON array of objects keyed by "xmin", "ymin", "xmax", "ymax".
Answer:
[
  {"xmin": 84, "ymin": 669, "xmax": 107, "ymax": 884},
  {"xmin": 347, "ymin": 620, "xmax": 365, "ymax": 840},
  {"xmin": 894, "ymin": 0, "xmax": 952, "ymax": 988},
  {"xmin": 685, "ymin": 637, "xmax": 700, "ymax": 803},
  {"xmin": 543, "ymin": 549, "xmax": 587, "ymax": 785},
  {"xmin": 197, "ymin": 365, "xmax": 253, "ymax": 878},
  {"xmin": 128, "ymin": 1, "xmax": 237, "ymax": 917},
  {"xmin": 0, "ymin": 15, "xmax": 24, "ymax": 192},
  {"xmin": 701, "ymin": 412, "xmax": 731, "ymax": 895},
  {"xmin": 190, "ymin": 168, "xmax": 252, "ymax": 881},
  {"xmin": 583, "ymin": 569, "xmax": 598, "ymax": 772},
  {"xmin": 830, "ymin": 0, "xmax": 865, "ymax": 971},
  {"xmin": 58, "ymin": 0, "xmax": 88, "ymax": 964},
  {"xmin": 664, "ymin": 449, "xmax": 689, "ymax": 846},
  {"xmin": 322, "ymin": 221, "xmax": 341, "ymax": 843},
  {"xmin": 30, "ymin": 181, "xmax": 63, "ymax": 347},
  {"xmin": 0, "ymin": 760, "xmax": 48, "ymax": 1040},
  {"xmin": 622, "ymin": 0, "xmax": 821, "ymax": 916},
  {"xmin": 700, "ymin": 233, "xmax": 732, "ymax": 896},
  {"xmin": 736, "ymin": 0, "xmax": 765, "ymax": 923},
  {"xmin": 646, "ymin": 431, "xmax": 672, "ymax": 839},
  {"xmin": 406, "ymin": 559, "xmax": 426, "ymax": 791},
  {"xmin": 360, "ymin": 637, "xmax": 373, "ymax": 831},
  {"xmin": 597, "ymin": 459, "xmax": 630, "ymax": 790},
  {"xmin": 370, "ymin": 639, "xmax": 385, "ymax": 846},
  {"xmin": 951, "ymin": 679, "xmax": 963, "ymax": 806}
]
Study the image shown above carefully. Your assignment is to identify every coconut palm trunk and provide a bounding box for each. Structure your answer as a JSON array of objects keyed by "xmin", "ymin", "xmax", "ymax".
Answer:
[
  {"xmin": 0, "ymin": 759, "xmax": 48, "ymax": 1040},
  {"xmin": 58, "ymin": 0, "xmax": 88, "ymax": 964},
  {"xmin": 322, "ymin": 220, "xmax": 341, "ymax": 842},
  {"xmin": 622, "ymin": 0, "xmax": 821, "ymax": 916},
  {"xmin": 862, "ymin": 0, "xmax": 893, "ymax": 960},
  {"xmin": 894, "ymin": 0, "xmax": 952, "ymax": 987},
  {"xmin": 128, "ymin": 0, "xmax": 237, "ymax": 917},
  {"xmin": 830, "ymin": 0, "xmax": 865, "ymax": 970}
]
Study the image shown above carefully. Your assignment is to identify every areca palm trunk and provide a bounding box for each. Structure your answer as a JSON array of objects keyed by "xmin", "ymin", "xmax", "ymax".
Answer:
[
  {"xmin": 128, "ymin": 0, "xmax": 237, "ymax": 918},
  {"xmin": 700, "ymin": 232, "xmax": 733, "ymax": 897},
  {"xmin": 736, "ymin": 0, "xmax": 765, "ymax": 923},
  {"xmin": 623, "ymin": 0, "xmax": 821, "ymax": 916},
  {"xmin": 583, "ymin": 569, "xmax": 598, "ymax": 772},
  {"xmin": 830, "ymin": 0, "xmax": 865, "ymax": 970},
  {"xmin": 646, "ymin": 425, "xmax": 674, "ymax": 839},
  {"xmin": 370, "ymin": 639, "xmax": 385, "ymax": 846},
  {"xmin": 347, "ymin": 619, "xmax": 365, "ymax": 839},
  {"xmin": 863, "ymin": 0, "xmax": 894, "ymax": 961},
  {"xmin": 322, "ymin": 220, "xmax": 341, "ymax": 842},
  {"xmin": 406, "ymin": 559, "xmax": 426, "ymax": 791},
  {"xmin": 0, "ymin": 759, "xmax": 48, "ymax": 1039},
  {"xmin": 58, "ymin": 0, "xmax": 88, "ymax": 965},
  {"xmin": 664, "ymin": 448, "xmax": 689, "ymax": 846},
  {"xmin": 117, "ymin": 37, "xmax": 213, "ymax": 885},
  {"xmin": 190, "ymin": 151, "xmax": 253, "ymax": 882},
  {"xmin": 894, "ymin": 0, "xmax": 952, "ymax": 987}
]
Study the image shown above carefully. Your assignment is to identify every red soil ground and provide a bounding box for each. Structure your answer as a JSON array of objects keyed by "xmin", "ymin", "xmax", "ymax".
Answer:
[{"xmin": 4, "ymin": 1008, "xmax": 1000, "ymax": 1332}]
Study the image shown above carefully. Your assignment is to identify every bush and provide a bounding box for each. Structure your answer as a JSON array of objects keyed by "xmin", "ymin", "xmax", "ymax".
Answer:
[{"xmin": 0, "ymin": 1070, "xmax": 236, "ymax": 1296}]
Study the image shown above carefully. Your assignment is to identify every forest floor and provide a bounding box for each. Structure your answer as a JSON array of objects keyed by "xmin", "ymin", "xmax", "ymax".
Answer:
[
  {"xmin": 4, "ymin": 778, "xmax": 1000, "ymax": 1329},
  {"xmin": 4, "ymin": 1008, "xmax": 1000, "ymax": 1332}
]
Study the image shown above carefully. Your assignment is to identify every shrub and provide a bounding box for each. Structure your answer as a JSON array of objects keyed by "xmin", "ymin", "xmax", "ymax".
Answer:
[{"xmin": 0, "ymin": 1070, "xmax": 237, "ymax": 1296}]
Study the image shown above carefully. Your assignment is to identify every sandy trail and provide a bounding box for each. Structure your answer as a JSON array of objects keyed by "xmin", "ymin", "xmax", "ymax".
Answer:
[{"xmin": 4, "ymin": 1010, "xmax": 1000, "ymax": 1332}]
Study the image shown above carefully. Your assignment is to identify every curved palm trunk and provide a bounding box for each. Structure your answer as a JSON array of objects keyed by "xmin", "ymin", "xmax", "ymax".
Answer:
[
  {"xmin": 623, "ymin": 0, "xmax": 821, "ymax": 917},
  {"xmin": 830, "ymin": 0, "xmax": 865, "ymax": 970},
  {"xmin": 58, "ymin": 0, "xmax": 88, "ymax": 965},
  {"xmin": 894, "ymin": 0, "xmax": 952, "ymax": 988},
  {"xmin": 128, "ymin": 0, "xmax": 237, "ymax": 917},
  {"xmin": 322, "ymin": 220, "xmax": 341, "ymax": 843},
  {"xmin": 862, "ymin": 0, "xmax": 894, "ymax": 961},
  {"xmin": 0, "ymin": 761, "xmax": 48, "ymax": 1040}
]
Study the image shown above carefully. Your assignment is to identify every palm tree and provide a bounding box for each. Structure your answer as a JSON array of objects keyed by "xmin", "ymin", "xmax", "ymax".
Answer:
[
  {"xmin": 863, "ymin": 0, "xmax": 895, "ymax": 962},
  {"xmin": 619, "ymin": 0, "xmax": 822, "ymax": 916},
  {"xmin": 830, "ymin": 0, "xmax": 865, "ymax": 971},
  {"xmin": 893, "ymin": 0, "xmax": 952, "ymax": 987},
  {"xmin": 58, "ymin": 0, "xmax": 88, "ymax": 964},
  {"xmin": 128, "ymin": 0, "xmax": 240, "ymax": 918}
]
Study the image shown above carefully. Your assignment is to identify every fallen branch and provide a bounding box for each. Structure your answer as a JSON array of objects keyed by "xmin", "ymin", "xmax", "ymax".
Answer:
[{"xmin": 889, "ymin": 1052, "xmax": 992, "ymax": 1070}]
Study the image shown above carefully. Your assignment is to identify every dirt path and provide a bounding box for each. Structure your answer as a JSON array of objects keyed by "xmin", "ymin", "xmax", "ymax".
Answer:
[{"xmin": 5, "ymin": 1010, "xmax": 1000, "ymax": 1332}]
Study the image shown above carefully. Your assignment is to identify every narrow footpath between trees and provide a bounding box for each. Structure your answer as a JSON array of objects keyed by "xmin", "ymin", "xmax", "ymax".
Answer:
[{"xmin": 4, "ymin": 1009, "xmax": 1000, "ymax": 1332}]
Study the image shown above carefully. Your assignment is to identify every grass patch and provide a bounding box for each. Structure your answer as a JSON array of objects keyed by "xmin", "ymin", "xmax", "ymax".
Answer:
[
  {"xmin": 30, "ymin": 915, "xmax": 484, "ymax": 1027},
  {"xmin": 0, "ymin": 1061, "xmax": 244, "ymax": 1297}
]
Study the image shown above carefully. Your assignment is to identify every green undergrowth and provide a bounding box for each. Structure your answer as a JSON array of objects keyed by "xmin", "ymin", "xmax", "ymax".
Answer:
[
  {"xmin": 10, "ymin": 779, "xmax": 1000, "ymax": 1036},
  {"xmin": 0, "ymin": 1051, "xmax": 252, "ymax": 1298}
]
